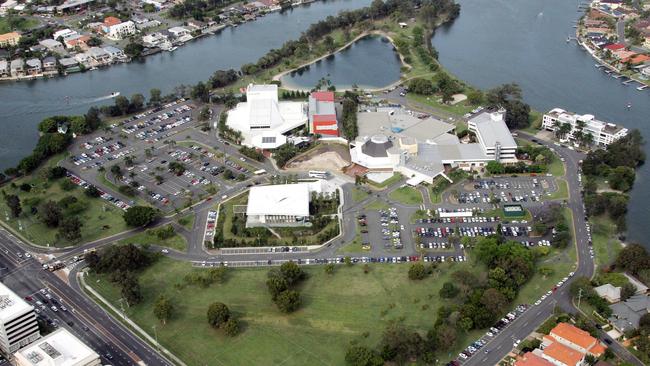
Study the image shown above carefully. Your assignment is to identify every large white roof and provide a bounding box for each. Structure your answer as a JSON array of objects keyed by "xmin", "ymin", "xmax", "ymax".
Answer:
[
  {"xmin": 469, "ymin": 111, "xmax": 517, "ymax": 148},
  {"xmin": 246, "ymin": 184, "xmax": 311, "ymax": 217},
  {"xmin": 14, "ymin": 328, "xmax": 99, "ymax": 366},
  {"xmin": 0, "ymin": 282, "xmax": 33, "ymax": 323}
]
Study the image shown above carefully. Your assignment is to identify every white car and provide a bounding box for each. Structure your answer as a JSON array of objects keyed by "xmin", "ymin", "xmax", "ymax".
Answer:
[
  {"xmin": 513, "ymin": 339, "xmax": 521, "ymax": 348},
  {"xmin": 535, "ymin": 300, "xmax": 542, "ymax": 306},
  {"xmin": 161, "ymin": 249, "xmax": 169, "ymax": 254}
]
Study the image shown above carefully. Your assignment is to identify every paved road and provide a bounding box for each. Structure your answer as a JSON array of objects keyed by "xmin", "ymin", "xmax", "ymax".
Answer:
[
  {"xmin": 0, "ymin": 230, "xmax": 172, "ymax": 366},
  {"xmin": 464, "ymin": 134, "xmax": 643, "ymax": 366}
]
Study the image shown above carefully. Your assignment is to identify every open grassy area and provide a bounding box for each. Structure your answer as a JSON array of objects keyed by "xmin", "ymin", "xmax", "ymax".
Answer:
[
  {"xmin": 547, "ymin": 154, "xmax": 566, "ymax": 177},
  {"xmin": 86, "ymin": 258, "xmax": 492, "ymax": 366},
  {"xmin": 363, "ymin": 200, "xmax": 390, "ymax": 211},
  {"xmin": 351, "ymin": 187, "xmax": 370, "ymax": 203},
  {"xmin": 388, "ymin": 186, "xmax": 423, "ymax": 206},
  {"xmin": 117, "ymin": 226, "xmax": 187, "ymax": 251},
  {"xmin": 482, "ymin": 207, "xmax": 533, "ymax": 222},
  {"xmin": 177, "ymin": 213, "xmax": 195, "ymax": 230},
  {"xmin": 406, "ymin": 93, "xmax": 474, "ymax": 118},
  {"xmin": 0, "ymin": 156, "xmax": 129, "ymax": 247},
  {"xmin": 589, "ymin": 215, "xmax": 622, "ymax": 268},
  {"xmin": 545, "ymin": 178, "xmax": 569, "ymax": 201},
  {"xmin": 0, "ymin": 16, "xmax": 38, "ymax": 33}
]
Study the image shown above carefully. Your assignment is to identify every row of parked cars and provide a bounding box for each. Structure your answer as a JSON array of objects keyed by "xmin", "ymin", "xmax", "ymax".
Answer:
[
  {"xmin": 121, "ymin": 103, "xmax": 192, "ymax": 139},
  {"xmin": 67, "ymin": 172, "xmax": 131, "ymax": 211},
  {"xmin": 518, "ymin": 239, "xmax": 552, "ymax": 247},
  {"xmin": 415, "ymin": 216, "xmax": 499, "ymax": 224},
  {"xmin": 205, "ymin": 211, "xmax": 217, "ymax": 239},
  {"xmin": 73, "ymin": 140, "xmax": 127, "ymax": 166}
]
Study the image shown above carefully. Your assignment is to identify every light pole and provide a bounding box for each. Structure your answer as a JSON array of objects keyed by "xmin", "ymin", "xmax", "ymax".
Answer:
[{"xmin": 152, "ymin": 325, "xmax": 160, "ymax": 351}]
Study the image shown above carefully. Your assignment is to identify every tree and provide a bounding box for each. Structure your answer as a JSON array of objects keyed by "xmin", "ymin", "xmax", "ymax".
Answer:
[
  {"xmin": 408, "ymin": 263, "xmax": 426, "ymax": 280},
  {"xmin": 114, "ymin": 96, "xmax": 130, "ymax": 115},
  {"xmin": 266, "ymin": 275, "xmax": 288, "ymax": 301},
  {"xmin": 85, "ymin": 185, "xmax": 101, "ymax": 198},
  {"xmin": 58, "ymin": 216, "xmax": 82, "ymax": 241},
  {"xmin": 123, "ymin": 206, "xmax": 160, "ymax": 227},
  {"xmin": 149, "ymin": 88, "xmax": 162, "ymax": 106},
  {"xmin": 439, "ymin": 282, "xmax": 459, "ymax": 298},
  {"xmin": 40, "ymin": 200, "xmax": 62, "ymax": 227},
  {"xmin": 467, "ymin": 89, "xmax": 484, "ymax": 105},
  {"xmin": 191, "ymin": 81, "xmax": 210, "ymax": 103},
  {"xmin": 120, "ymin": 271, "xmax": 143, "ymax": 306},
  {"xmin": 130, "ymin": 93, "xmax": 145, "ymax": 112},
  {"xmin": 223, "ymin": 318, "xmax": 240, "ymax": 336},
  {"xmin": 408, "ymin": 78, "xmax": 436, "ymax": 95},
  {"xmin": 480, "ymin": 288, "xmax": 509, "ymax": 314},
  {"xmin": 198, "ymin": 106, "xmax": 211, "ymax": 121},
  {"xmin": 345, "ymin": 346, "xmax": 383, "ymax": 366},
  {"xmin": 124, "ymin": 42, "xmax": 144, "ymax": 58},
  {"xmin": 324, "ymin": 263, "xmax": 335, "ymax": 275},
  {"xmin": 275, "ymin": 290, "xmax": 301, "ymax": 313},
  {"xmin": 153, "ymin": 295, "xmax": 173, "ymax": 325},
  {"xmin": 608, "ymin": 166, "xmax": 635, "ymax": 191},
  {"xmin": 279, "ymin": 261, "xmax": 305, "ymax": 285},
  {"xmin": 207, "ymin": 302, "xmax": 230, "ymax": 328},
  {"xmin": 621, "ymin": 282, "xmax": 637, "ymax": 301},
  {"xmin": 4, "ymin": 194, "xmax": 21, "ymax": 218}
]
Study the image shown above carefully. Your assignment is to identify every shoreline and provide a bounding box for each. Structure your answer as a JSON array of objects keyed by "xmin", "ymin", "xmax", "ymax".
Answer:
[{"xmin": 272, "ymin": 30, "xmax": 411, "ymax": 92}]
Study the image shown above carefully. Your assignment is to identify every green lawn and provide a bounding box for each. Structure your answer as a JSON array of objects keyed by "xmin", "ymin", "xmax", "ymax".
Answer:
[
  {"xmin": 0, "ymin": 16, "xmax": 38, "ymax": 33},
  {"xmin": 351, "ymin": 187, "xmax": 370, "ymax": 203},
  {"xmin": 406, "ymin": 93, "xmax": 474, "ymax": 118},
  {"xmin": 547, "ymin": 155, "xmax": 566, "ymax": 177},
  {"xmin": 545, "ymin": 179, "xmax": 569, "ymax": 201},
  {"xmin": 482, "ymin": 208, "xmax": 533, "ymax": 222},
  {"xmin": 336, "ymin": 237, "xmax": 369, "ymax": 254},
  {"xmin": 177, "ymin": 213, "xmax": 195, "ymax": 230},
  {"xmin": 410, "ymin": 210, "xmax": 429, "ymax": 223},
  {"xmin": 86, "ymin": 258, "xmax": 488, "ymax": 366},
  {"xmin": 117, "ymin": 226, "xmax": 187, "ymax": 251},
  {"xmin": 388, "ymin": 186, "xmax": 423, "ymax": 206},
  {"xmin": 363, "ymin": 200, "xmax": 390, "ymax": 211},
  {"xmin": 0, "ymin": 156, "xmax": 129, "ymax": 247},
  {"xmin": 590, "ymin": 215, "xmax": 622, "ymax": 268},
  {"xmin": 367, "ymin": 173, "xmax": 402, "ymax": 189}
]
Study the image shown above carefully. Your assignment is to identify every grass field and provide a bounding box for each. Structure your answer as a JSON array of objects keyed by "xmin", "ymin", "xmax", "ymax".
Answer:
[
  {"xmin": 406, "ymin": 93, "xmax": 475, "ymax": 118},
  {"xmin": 351, "ymin": 187, "xmax": 370, "ymax": 203},
  {"xmin": 117, "ymin": 226, "xmax": 187, "ymax": 251},
  {"xmin": 0, "ymin": 16, "xmax": 38, "ymax": 33},
  {"xmin": 482, "ymin": 208, "xmax": 533, "ymax": 222},
  {"xmin": 177, "ymin": 213, "xmax": 195, "ymax": 230},
  {"xmin": 0, "ymin": 156, "xmax": 129, "ymax": 247},
  {"xmin": 548, "ymin": 155, "xmax": 566, "ymax": 177},
  {"xmin": 590, "ymin": 215, "xmax": 622, "ymax": 267},
  {"xmin": 363, "ymin": 200, "xmax": 390, "ymax": 211},
  {"xmin": 87, "ymin": 258, "xmax": 497, "ymax": 366},
  {"xmin": 388, "ymin": 186, "xmax": 423, "ymax": 206},
  {"xmin": 545, "ymin": 179, "xmax": 569, "ymax": 201}
]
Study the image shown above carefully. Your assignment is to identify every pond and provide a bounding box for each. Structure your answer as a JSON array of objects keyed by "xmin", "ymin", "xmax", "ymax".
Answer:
[{"xmin": 280, "ymin": 35, "xmax": 402, "ymax": 91}]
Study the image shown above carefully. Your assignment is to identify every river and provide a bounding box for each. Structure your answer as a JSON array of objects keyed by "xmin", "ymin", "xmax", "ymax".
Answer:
[
  {"xmin": 0, "ymin": 0, "xmax": 372, "ymax": 171},
  {"xmin": 431, "ymin": 0, "xmax": 650, "ymax": 245},
  {"xmin": 280, "ymin": 35, "xmax": 402, "ymax": 90}
]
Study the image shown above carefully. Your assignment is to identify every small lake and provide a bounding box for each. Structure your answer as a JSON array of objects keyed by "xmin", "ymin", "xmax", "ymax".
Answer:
[{"xmin": 281, "ymin": 35, "xmax": 402, "ymax": 90}]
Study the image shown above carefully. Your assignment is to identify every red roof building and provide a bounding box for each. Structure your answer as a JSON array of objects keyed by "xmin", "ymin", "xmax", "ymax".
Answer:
[
  {"xmin": 308, "ymin": 91, "xmax": 339, "ymax": 137},
  {"xmin": 604, "ymin": 43, "xmax": 625, "ymax": 51}
]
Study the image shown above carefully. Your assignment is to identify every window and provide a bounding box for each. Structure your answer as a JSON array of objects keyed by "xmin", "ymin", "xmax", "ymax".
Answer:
[{"xmin": 262, "ymin": 136, "xmax": 276, "ymax": 144}]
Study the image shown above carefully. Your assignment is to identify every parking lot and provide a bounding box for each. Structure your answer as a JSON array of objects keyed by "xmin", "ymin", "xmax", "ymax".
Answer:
[
  {"xmin": 448, "ymin": 177, "xmax": 557, "ymax": 206},
  {"xmin": 62, "ymin": 99, "xmax": 258, "ymax": 212}
]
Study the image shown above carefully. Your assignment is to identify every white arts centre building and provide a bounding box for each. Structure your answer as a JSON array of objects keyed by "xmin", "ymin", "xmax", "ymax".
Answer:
[
  {"xmin": 0, "ymin": 283, "xmax": 40, "ymax": 355},
  {"xmin": 350, "ymin": 109, "xmax": 517, "ymax": 185},
  {"xmin": 14, "ymin": 328, "xmax": 101, "ymax": 366},
  {"xmin": 226, "ymin": 84, "xmax": 308, "ymax": 149}
]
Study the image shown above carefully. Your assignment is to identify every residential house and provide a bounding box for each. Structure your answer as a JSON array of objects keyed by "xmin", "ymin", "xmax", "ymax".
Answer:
[
  {"xmin": 10, "ymin": 58, "xmax": 23, "ymax": 77},
  {"xmin": 56, "ymin": 0, "xmax": 96, "ymax": 14},
  {"xmin": 74, "ymin": 52, "xmax": 90, "ymax": 65},
  {"xmin": 106, "ymin": 21, "xmax": 136, "ymax": 40},
  {"xmin": 514, "ymin": 352, "xmax": 554, "ymax": 366},
  {"xmin": 0, "ymin": 60, "xmax": 9, "ymax": 77},
  {"xmin": 167, "ymin": 26, "xmax": 192, "ymax": 42},
  {"xmin": 641, "ymin": 65, "xmax": 650, "ymax": 77},
  {"xmin": 25, "ymin": 58, "xmax": 42, "ymax": 75},
  {"xmin": 103, "ymin": 45, "xmax": 126, "ymax": 61},
  {"xmin": 0, "ymin": 0, "xmax": 17, "ymax": 15},
  {"xmin": 58, "ymin": 57, "xmax": 79, "ymax": 71},
  {"xmin": 608, "ymin": 294, "xmax": 650, "ymax": 332},
  {"xmin": 187, "ymin": 19, "xmax": 207, "ymax": 33},
  {"xmin": 102, "ymin": 16, "xmax": 122, "ymax": 33},
  {"xmin": 64, "ymin": 34, "xmax": 91, "ymax": 50},
  {"xmin": 87, "ymin": 47, "xmax": 110, "ymax": 64},
  {"xmin": 39, "ymin": 38, "xmax": 65, "ymax": 53},
  {"xmin": 42, "ymin": 56, "xmax": 57, "ymax": 72},
  {"xmin": 53, "ymin": 28, "xmax": 78, "ymax": 40},
  {"xmin": 542, "ymin": 323, "xmax": 606, "ymax": 357},
  {"xmin": 595, "ymin": 284, "xmax": 621, "ymax": 303},
  {"xmin": 0, "ymin": 32, "xmax": 21, "ymax": 47},
  {"xmin": 623, "ymin": 273, "xmax": 649, "ymax": 294},
  {"xmin": 142, "ymin": 32, "xmax": 170, "ymax": 48},
  {"xmin": 540, "ymin": 342, "xmax": 586, "ymax": 366}
]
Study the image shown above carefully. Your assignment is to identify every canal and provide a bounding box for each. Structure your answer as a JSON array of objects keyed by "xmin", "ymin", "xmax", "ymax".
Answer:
[
  {"xmin": 0, "ymin": 0, "xmax": 372, "ymax": 171},
  {"xmin": 280, "ymin": 35, "xmax": 402, "ymax": 90},
  {"xmin": 431, "ymin": 0, "xmax": 650, "ymax": 245}
]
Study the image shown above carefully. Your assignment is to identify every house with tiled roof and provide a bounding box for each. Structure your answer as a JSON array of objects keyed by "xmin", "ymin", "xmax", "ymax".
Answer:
[
  {"xmin": 542, "ymin": 323, "xmax": 606, "ymax": 357},
  {"xmin": 608, "ymin": 294, "xmax": 650, "ymax": 332},
  {"xmin": 541, "ymin": 342, "xmax": 586, "ymax": 366},
  {"xmin": 595, "ymin": 283, "xmax": 621, "ymax": 303},
  {"xmin": 515, "ymin": 351, "xmax": 554, "ymax": 366}
]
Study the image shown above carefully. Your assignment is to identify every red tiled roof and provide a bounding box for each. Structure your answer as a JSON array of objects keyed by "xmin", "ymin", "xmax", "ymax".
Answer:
[
  {"xmin": 514, "ymin": 352, "xmax": 554, "ymax": 366},
  {"xmin": 313, "ymin": 114, "xmax": 337, "ymax": 123},
  {"xmin": 550, "ymin": 323, "xmax": 598, "ymax": 352},
  {"xmin": 104, "ymin": 16, "xmax": 121, "ymax": 27},
  {"xmin": 604, "ymin": 43, "xmax": 625, "ymax": 50},
  {"xmin": 311, "ymin": 91, "xmax": 335, "ymax": 102},
  {"xmin": 543, "ymin": 342, "xmax": 584, "ymax": 366}
]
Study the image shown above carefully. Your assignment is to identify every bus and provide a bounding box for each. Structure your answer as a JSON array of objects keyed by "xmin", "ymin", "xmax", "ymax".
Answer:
[
  {"xmin": 254, "ymin": 169, "xmax": 267, "ymax": 175},
  {"xmin": 308, "ymin": 170, "xmax": 328, "ymax": 179}
]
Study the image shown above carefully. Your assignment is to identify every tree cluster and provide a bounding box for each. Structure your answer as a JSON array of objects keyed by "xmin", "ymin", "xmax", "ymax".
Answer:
[
  {"xmin": 485, "ymin": 83, "xmax": 531, "ymax": 129},
  {"xmin": 101, "ymin": 94, "xmax": 146, "ymax": 117},
  {"xmin": 340, "ymin": 93, "xmax": 359, "ymax": 140},
  {"xmin": 238, "ymin": 146, "xmax": 265, "ymax": 162},
  {"xmin": 266, "ymin": 262, "xmax": 305, "ymax": 313},
  {"xmin": 123, "ymin": 206, "xmax": 160, "ymax": 227},
  {"xmin": 569, "ymin": 277, "xmax": 612, "ymax": 317}
]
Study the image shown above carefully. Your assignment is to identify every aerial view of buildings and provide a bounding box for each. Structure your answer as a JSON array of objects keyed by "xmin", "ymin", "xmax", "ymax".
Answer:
[{"xmin": 0, "ymin": 0, "xmax": 649, "ymax": 365}]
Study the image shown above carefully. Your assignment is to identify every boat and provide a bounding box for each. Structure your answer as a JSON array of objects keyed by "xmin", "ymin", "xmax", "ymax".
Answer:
[
  {"xmin": 170, "ymin": 46, "xmax": 178, "ymax": 52},
  {"xmin": 109, "ymin": 92, "xmax": 120, "ymax": 98},
  {"xmin": 637, "ymin": 85, "xmax": 648, "ymax": 91},
  {"xmin": 627, "ymin": 103, "xmax": 632, "ymax": 109}
]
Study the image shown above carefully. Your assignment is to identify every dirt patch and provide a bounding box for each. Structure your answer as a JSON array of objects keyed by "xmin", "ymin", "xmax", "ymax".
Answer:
[{"xmin": 285, "ymin": 143, "xmax": 351, "ymax": 172}]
